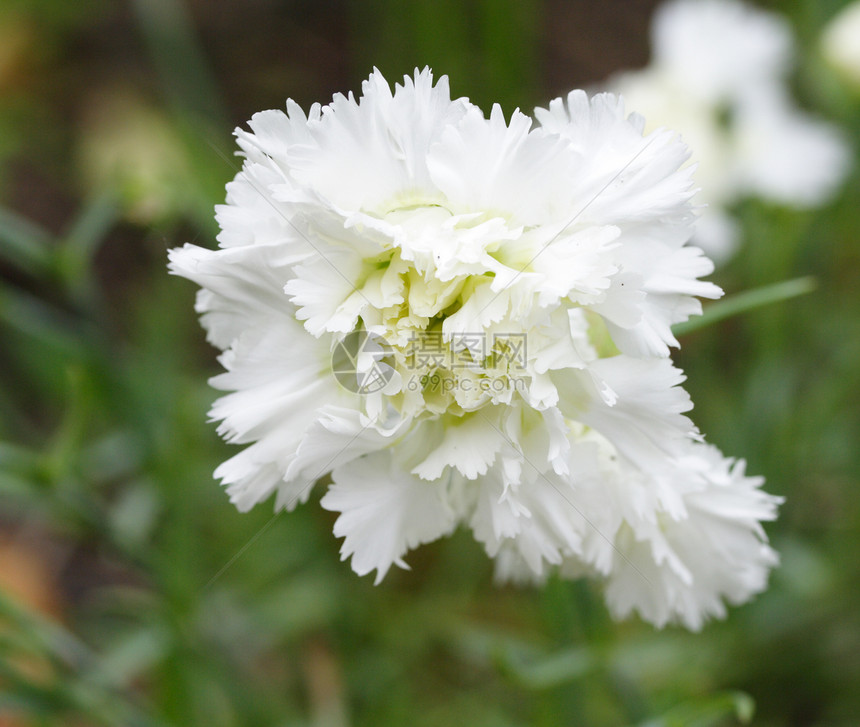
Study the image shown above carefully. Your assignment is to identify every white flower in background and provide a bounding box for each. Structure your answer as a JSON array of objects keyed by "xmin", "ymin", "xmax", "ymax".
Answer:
[
  {"xmin": 822, "ymin": 1, "xmax": 860, "ymax": 88},
  {"xmin": 609, "ymin": 0, "xmax": 850, "ymax": 261},
  {"xmin": 78, "ymin": 87, "xmax": 196, "ymax": 225},
  {"xmin": 169, "ymin": 68, "xmax": 781, "ymax": 630}
]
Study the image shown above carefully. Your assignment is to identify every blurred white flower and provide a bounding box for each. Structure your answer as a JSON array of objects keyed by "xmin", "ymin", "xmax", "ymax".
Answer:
[
  {"xmin": 77, "ymin": 87, "xmax": 196, "ymax": 225},
  {"xmin": 822, "ymin": 1, "xmax": 860, "ymax": 88},
  {"xmin": 610, "ymin": 0, "xmax": 850, "ymax": 260},
  {"xmin": 170, "ymin": 68, "xmax": 781, "ymax": 630}
]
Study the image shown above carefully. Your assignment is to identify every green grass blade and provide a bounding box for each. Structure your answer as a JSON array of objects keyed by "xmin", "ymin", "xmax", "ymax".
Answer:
[
  {"xmin": 0, "ymin": 206, "xmax": 53, "ymax": 278},
  {"xmin": 0, "ymin": 283, "xmax": 90, "ymax": 359},
  {"xmin": 62, "ymin": 191, "xmax": 118, "ymax": 264},
  {"xmin": 674, "ymin": 276, "xmax": 817, "ymax": 336},
  {"xmin": 638, "ymin": 690, "xmax": 755, "ymax": 727}
]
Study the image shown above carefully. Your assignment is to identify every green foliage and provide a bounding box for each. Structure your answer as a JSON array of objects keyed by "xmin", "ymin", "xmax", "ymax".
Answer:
[{"xmin": 1, "ymin": 0, "xmax": 859, "ymax": 725}]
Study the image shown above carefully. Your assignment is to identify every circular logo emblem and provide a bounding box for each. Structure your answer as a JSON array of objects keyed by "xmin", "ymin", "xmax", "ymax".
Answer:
[{"xmin": 331, "ymin": 330, "xmax": 395, "ymax": 394}]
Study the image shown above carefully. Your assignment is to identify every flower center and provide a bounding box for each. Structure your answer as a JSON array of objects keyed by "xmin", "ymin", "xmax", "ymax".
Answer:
[{"xmin": 351, "ymin": 203, "xmax": 530, "ymax": 414}]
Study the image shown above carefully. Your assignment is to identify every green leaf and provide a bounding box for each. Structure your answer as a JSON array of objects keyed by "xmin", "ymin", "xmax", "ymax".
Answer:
[
  {"xmin": 130, "ymin": 0, "xmax": 227, "ymax": 128},
  {"xmin": 0, "ymin": 589, "xmax": 166, "ymax": 727},
  {"xmin": 0, "ymin": 441, "xmax": 45, "ymax": 496},
  {"xmin": 673, "ymin": 276, "xmax": 817, "ymax": 335},
  {"xmin": 0, "ymin": 587, "xmax": 90, "ymax": 669},
  {"xmin": 0, "ymin": 283, "xmax": 90, "ymax": 359},
  {"xmin": 638, "ymin": 690, "xmax": 755, "ymax": 727},
  {"xmin": 57, "ymin": 191, "xmax": 119, "ymax": 305},
  {"xmin": 62, "ymin": 191, "xmax": 118, "ymax": 261},
  {"xmin": 0, "ymin": 440, "xmax": 43, "ymax": 476},
  {"xmin": 0, "ymin": 205, "xmax": 53, "ymax": 277},
  {"xmin": 85, "ymin": 625, "xmax": 171, "ymax": 690},
  {"xmin": 500, "ymin": 645, "xmax": 594, "ymax": 690}
]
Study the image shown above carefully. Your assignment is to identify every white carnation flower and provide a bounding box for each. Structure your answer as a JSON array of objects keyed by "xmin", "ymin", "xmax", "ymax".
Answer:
[
  {"xmin": 822, "ymin": 1, "xmax": 860, "ymax": 88},
  {"xmin": 169, "ymin": 68, "xmax": 781, "ymax": 629},
  {"xmin": 609, "ymin": 0, "xmax": 850, "ymax": 261}
]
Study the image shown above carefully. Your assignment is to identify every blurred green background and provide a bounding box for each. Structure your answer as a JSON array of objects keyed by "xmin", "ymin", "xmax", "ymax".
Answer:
[{"xmin": 1, "ymin": 0, "xmax": 858, "ymax": 725}]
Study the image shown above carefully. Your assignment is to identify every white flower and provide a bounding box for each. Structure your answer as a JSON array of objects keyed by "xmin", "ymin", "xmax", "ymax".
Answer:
[
  {"xmin": 649, "ymin": 0, "xmax": 792, "ymax": 104},
  {"xmin": 822, "ymin": 1, "xmax": 860, "ymax": 88},
  {"xmin": 169, "ymin": 68, "xmax": 781, "ymax": 630},
  {"xmin": 608, "ymin": 0, "xmax": 850, "ymax": 261}
]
